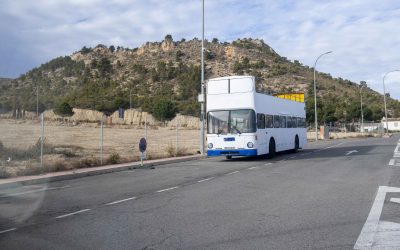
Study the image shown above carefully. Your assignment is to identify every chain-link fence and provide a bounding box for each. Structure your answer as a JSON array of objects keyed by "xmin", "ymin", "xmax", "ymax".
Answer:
[
  {"xmin": 306, "ymin": 121, "xmax": 384, "ymax": 140},
  {"xmin": 0, "ymin": 113, "xmax": 201, "ymax": 179}
]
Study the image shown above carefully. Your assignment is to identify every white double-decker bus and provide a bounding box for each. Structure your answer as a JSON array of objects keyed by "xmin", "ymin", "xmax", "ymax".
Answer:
[{"xmin": 206, "ymin": 75, "xmax": 306, "ymax": 159}]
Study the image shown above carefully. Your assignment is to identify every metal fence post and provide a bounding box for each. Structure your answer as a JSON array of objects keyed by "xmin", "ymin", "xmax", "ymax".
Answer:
[
  {"xmin": 40, "ymin": 113, "xmax": 44, "ymax": 168},
  {"xmin": 100, "ymin": 115, "xmax": 104, "ymax": 165},
  {"xmin": 176, "ymin": 118, "xmax": 179, "ymax": 155}
]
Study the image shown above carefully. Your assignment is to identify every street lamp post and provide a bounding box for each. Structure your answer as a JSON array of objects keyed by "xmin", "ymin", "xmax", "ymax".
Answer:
[
  {"xmin": 199, "ymin": 0, "xmax": 205, "ymax": 155},
  {"xmin": 359, "ymin": 82, "xmax": 365, "ymax": 135},
  {"xmin": 313, "ymin": 51, "xmax": 332, "ymax": 141},
  {"xmin": 383, "ymin": 70, "xmax": 400, "ymax": 133}
]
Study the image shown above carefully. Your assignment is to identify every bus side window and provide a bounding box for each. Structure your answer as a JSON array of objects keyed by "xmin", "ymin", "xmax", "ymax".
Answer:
[
  {"xmin": 274, "ymin": 115, "xmax": 280, "ymax": 128},
  {"xmin": 265, "ymin": 115, "xmax": 273, "ymax": 128},
  {"xmin": 291, "ymin": 117, "xmax": 295, "ymax": 128},
  {"xmin": 257, "ymin": 113, "xmax": 265, "ymax": 129},
  {"xmin": 280, "ymin": 116, "xmax": 286, "ymax": 128},
  {"xmin": 297, "ymin": 117, "xmax": 305, "ymax": 128},
  {"xmin": 293, "ymin": 117, "xmax": 298, "ymax": 128},
  {"xmin": 287, "ymin": 117, "xmax": 292, "ymax": 128}
]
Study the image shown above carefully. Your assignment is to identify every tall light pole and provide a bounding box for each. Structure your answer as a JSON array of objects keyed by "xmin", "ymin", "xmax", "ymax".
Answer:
[
  {"xmin": 34, "ymin": 85, "xmax": 39, "ymax": 118},
  {"xmin": 313, "ymin": 51, "xmax": 332, "ymax": 141},
  {"xmin": 383, "ymin": 70, "xmax": 400, "ymax": 133},
  {"xmin": 199, "ymin": 0, "xmax": 205, "ymax": 155},
  {"xmin": 359, "ymin": 82, "xmax": 365, "ymax": 135}
]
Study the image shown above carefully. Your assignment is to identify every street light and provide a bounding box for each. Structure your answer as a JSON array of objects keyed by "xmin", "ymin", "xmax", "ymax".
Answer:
[
  {"xmin": 383, "ymin": 70, "xmax": 400, "ymax": 133},
  {"xmin": 359, "ymin": 82, "xmax": 365, "ymax": 135},
  {"xmin": 313, "ymin": 51, "xmax": 332, "ymax": 141},
  {"xmin": 199, "ymin": 0, "xmax": 205, "ymax": 155}
]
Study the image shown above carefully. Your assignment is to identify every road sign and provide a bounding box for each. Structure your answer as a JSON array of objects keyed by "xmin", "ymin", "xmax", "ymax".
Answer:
[{"xmin": 139, "ymin": 138, "xmax": 147, "ymax": 153}]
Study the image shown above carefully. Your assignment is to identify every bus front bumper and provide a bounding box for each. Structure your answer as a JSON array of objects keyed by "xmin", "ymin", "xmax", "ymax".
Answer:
[{"xmin": 207, "ymin": 149, "xmax": 258, "ymax": 157}]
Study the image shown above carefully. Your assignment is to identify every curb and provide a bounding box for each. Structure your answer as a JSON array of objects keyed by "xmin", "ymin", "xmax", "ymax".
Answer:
[{"xmin": 0, "ymin": 155, "xmax": 206, "ymax": 189}]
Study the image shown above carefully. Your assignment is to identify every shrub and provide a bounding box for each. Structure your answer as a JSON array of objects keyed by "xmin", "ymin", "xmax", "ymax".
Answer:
[
  {"xmin": 0, "ymin": 168, "xmax": 10, "ymax": 179},
  {"xmin": 151, "ymin": 99, "xmax": 177, "ymax": 122},
  {"xmin": 107, "ymin": 153, "xmax": 120, "ymax": 164},
  {"xmin": 54, "ymin": 101, "xmax": 74, "ymax": 117}
]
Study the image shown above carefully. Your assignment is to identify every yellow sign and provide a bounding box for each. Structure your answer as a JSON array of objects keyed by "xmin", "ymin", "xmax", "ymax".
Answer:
[{"xmin": 273, "ymin": 93, "xmax": 305, "ymax": 103}]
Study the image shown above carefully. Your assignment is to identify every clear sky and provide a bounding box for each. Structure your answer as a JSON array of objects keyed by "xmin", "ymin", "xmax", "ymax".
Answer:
[{"xmin": 1, "ymin": 0, "xmax": 400, "ymax": 99}]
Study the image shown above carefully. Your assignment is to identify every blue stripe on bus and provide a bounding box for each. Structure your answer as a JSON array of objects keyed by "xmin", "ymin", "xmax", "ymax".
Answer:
[{"xmin": 207, "ymin": 149, "xmax": 257, "ymax": 157}]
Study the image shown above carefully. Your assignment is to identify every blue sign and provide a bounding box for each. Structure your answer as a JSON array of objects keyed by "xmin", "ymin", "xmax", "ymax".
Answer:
[
  {"xmin": 139, "ymin": 138, "xmax": 147, "ymax": 152},
  {"xmin": 224, "ymin": 137, "xmax": 235, "ymax": 142}
]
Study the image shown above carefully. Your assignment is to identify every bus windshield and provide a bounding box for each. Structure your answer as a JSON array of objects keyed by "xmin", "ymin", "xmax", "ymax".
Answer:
[{"xmin": 207, "ymin": 109, "xmax": 256, "ymax": 134}]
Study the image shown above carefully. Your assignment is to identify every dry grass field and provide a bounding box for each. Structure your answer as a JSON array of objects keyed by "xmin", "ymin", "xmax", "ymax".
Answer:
[{"xmin": 0, "ymin": 119, "xmax": 200, "ymax": 177}]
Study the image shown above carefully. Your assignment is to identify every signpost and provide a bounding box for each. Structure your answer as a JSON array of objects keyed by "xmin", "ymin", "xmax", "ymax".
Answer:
[{"xmin": 139, "ymin": 137, "xmax": 147, "ymax": 167}]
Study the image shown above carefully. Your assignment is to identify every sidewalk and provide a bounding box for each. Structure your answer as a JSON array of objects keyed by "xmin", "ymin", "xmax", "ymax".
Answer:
[{"xmin": 0, "ymin": 154, "xmax": 205, "ymax": 189}]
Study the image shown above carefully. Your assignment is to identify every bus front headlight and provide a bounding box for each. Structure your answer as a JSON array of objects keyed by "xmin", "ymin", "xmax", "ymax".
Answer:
[
  {"xmin": 208, "ymin": 143, "xmax": 213, "ymax": 149},
  {"xmin": 247, "ymin": 142, "xmax": 254, "ymax": 148}
]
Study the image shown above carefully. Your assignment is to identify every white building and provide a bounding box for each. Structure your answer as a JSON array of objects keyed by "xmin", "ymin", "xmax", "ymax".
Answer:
[{"xmin": 381, "ymin": 117, "xmax": 400, "ymax": 132}]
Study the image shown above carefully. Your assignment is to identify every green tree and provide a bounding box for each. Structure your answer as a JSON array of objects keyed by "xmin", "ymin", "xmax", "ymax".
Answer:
[
  {"xmin": 54, "ymin": 101, "xmax": 74, "ymax": 117},
  {"xmin": 151, "ymin": 98, "xmax": 177, "ymax": 122}
]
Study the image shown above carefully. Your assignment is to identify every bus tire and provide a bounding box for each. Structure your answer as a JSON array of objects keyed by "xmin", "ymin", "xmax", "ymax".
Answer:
[
  {"xmin": 226, "ymin": 156, "xmax": 232, "ymax": 160},
  {"xmin": 293, "ymin": 135, "xmax": 299, "ymax": 153},
  {"xmin": 267, "ymin": 138, "xmax": 276, "ymax": 159}
]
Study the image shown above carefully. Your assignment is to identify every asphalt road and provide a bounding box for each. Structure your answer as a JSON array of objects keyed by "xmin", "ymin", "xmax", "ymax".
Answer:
[{"xmin": 1, "ymin": 136, "xmax": 400, "ymax": 249}]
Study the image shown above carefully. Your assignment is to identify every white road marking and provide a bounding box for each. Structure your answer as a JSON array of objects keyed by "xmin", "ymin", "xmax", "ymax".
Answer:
[
  {"xmin": 0, "ymin": 228, "xmax": 16, "ymax": 234},
  {"xmin": 0, "ymin": 186, "xmax": 70, "ymax": 198},
  {"xmin": 354, "ymin": 186, "xmax": 400, "ymax": 249},
  {"xmin": 389, "ymin": 159, "xmax": 396, "ymax": 166},
  {"xmin": 264, "ymin": 163, "xmax": 272, "ymax": 166},
  {"xmin": 345, "ymin": 150, "xmax": 358, "ymax": 156},
  {"xmin": 106, "ymin": 197, "xmax": 136, "ymax": 206},
  {"xmin": 321, "ymin": 142, "xmax": 347, "ymax": 150},
  {"xmin": 156, "ymin": 186, "xmax": 179, "ymax": 193},
  {"xmin": 290, "ymin": 156, "xmax": 296, "ymax": 159},
  {"xmin": 56, "ymin": 209, "xmax": 91, "ymax": 219},
  {"xmin": 390, "ymin": 198, "xmax": 400, "ymax": 204},
  {"xmin": 248, "ymin": 166, "xmax": 259, "ymax": 170},
  {"xmin": 225, "ymin": 171, "xmax": 239, "ymax": 175},
  {"xmin": 197, "ymin": 177, "xmax": 214, "ymax": 183}
]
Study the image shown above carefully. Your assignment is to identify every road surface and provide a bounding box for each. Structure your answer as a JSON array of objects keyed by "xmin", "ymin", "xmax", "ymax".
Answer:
[{"xmin": 1, "ymin": 136, "xmax": 400, "ymax": 249}]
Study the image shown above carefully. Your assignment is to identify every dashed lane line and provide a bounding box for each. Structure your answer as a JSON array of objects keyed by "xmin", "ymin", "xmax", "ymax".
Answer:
[
  {"xmin": 0, "ymin": 228, "xmax": 17, "ymax": 234},
  {"xmin": 106, "ymin": 197, "xmax": 136, "ymax": 206},
  {"xmin": 0, "ymin": 186, "xmax": 71, "ymax": 198},
  {"xmin": 248, "ymin": 167, "xmax": 259, "ymax": 170},
  {"xmin": 197, "ymin": 177, "xmax": 214, "ymax": 183},
  {"xmin": 225, "ymin": 171, "xmax": 240, "ymax": 175},
  {"xmin": 156, "ymin": 186, "xmax": 179, "ymax": 193},
  {"xmin": 56, "ymin": 209, "xmax": 91, "ymax": 219}
]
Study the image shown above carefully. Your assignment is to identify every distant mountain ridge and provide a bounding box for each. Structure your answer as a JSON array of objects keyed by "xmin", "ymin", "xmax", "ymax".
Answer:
[{"xmin": 1, "ymin": 35, "xmax": 399, "ymax": 123}]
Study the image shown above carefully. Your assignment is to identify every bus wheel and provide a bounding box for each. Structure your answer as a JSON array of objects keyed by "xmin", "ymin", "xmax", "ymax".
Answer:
[
  {"xmin": 267, "ymin": 139, "xmax": 276, "ymax": 159},
  {"xmin": 293, "ymin": 135, "xmax": 299, "ymax": 153},
  {"xmin": 226, "ymin": 156, "xmax": 232, "ymax": 160}
]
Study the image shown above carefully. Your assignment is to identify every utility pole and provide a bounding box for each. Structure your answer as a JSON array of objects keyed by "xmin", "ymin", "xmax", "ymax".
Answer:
[
  {"xmin": 36, "ymin": 87, "xmax": 39, "ymax": 118},
  {"xmin": 129, "ymin": 88, "xmax": 132, "ymax": 110}
]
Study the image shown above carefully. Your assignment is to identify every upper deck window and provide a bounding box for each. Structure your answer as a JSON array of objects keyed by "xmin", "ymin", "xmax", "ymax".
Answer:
[{"xmin": 207, "ymin": 77, "xmax": 254, "ymax": 95}]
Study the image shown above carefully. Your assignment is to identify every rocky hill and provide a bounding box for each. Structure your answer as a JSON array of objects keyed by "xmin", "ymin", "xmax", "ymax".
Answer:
[{"xmin": 1, "ymin": 35, "xmax": 399, "ymax": 124}]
